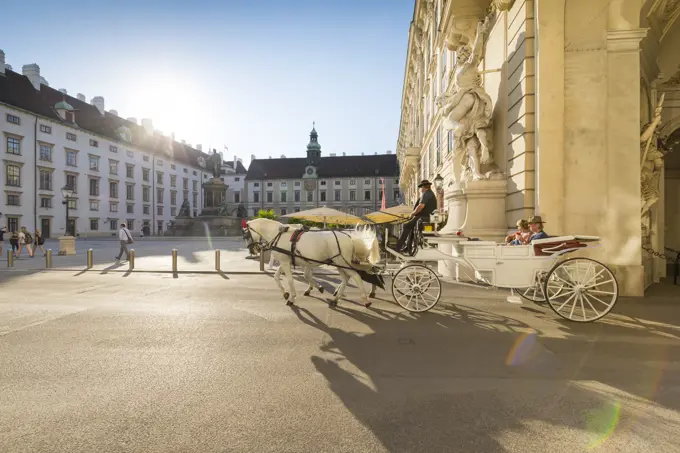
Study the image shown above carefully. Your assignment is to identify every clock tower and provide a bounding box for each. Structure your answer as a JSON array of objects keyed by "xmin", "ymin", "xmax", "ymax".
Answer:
[{"xmin": 306, "ymin": 122, "xmax": 321, "ymax": 166}]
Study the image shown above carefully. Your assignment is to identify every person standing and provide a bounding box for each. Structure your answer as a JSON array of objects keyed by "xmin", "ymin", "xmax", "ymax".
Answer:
[
  {"xmin": 17, "ymin": 227, "xmax": 34, "ymax": 258},
  {"xmin": 0, "ymin": 225, "xmax": 6, "ymax": 258},
  {"xmin": 33, "ymin": 229, "xmax": 46, "ymax": 256},
  {"xmin": 115, "ymin": 223, "xmax": 134, "ymax": 261},
  {"xmin": 9, "ymin": 230, "xmax": 19, "ymax": 256},
  {"xmin": 395, "ymin": 180, "xmax": 438, "ymax": 253}
]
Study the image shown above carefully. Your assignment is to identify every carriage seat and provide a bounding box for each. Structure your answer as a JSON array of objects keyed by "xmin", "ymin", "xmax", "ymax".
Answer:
[{"xmin": 531, "ymin": 236, "xmax": 587, "ymax": 256}]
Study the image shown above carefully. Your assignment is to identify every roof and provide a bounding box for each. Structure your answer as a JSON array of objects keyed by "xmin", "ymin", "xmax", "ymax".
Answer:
[
  {"xmin": 0, "ymin": 69, "xmax": 210, "ymax": 168},
  {"xmin": 245, "ymin": 154, "xmax": 399, "ymax": 180},
  {"xmin": 223, "ymin": 160, "xmax": 248, "ymax": 174}
]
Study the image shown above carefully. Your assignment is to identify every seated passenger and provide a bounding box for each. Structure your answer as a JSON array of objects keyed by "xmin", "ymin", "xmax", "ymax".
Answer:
[
  {"xmin": 527, "ymin": 215, "xmax": 549, "ymax": 241},
  {"xmin": 506, "ymin": 219, "xmax": 531, "ymax": 245}
]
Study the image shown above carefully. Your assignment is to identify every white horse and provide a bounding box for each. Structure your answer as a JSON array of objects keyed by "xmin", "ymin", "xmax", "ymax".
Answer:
[{"xmin": 246, "ymin": 218, "xmax": 382, "ymax": 307}]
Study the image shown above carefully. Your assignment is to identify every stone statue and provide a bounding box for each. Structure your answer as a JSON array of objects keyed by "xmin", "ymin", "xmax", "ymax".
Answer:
[
  {"xmin": 640, "ymin": 94, "xmax": 667, "ymax": 241},
  {"xmin": 208, "ymin": 149, "xmax": 222, "ymax": 179},
  {"xmin": 236, "ymin": 203, "xmax": 247, "ymax": 218},
  {"xmin": 177, "ymin": 199, "xmax": 191, "ymax": 217},
  {"xmin": 217, "ymin": 198, "xmax": 229, "ymax": 216},
  {"xmin": 436, "ymin": 16, "xmax": 502, "ymax": 182}
]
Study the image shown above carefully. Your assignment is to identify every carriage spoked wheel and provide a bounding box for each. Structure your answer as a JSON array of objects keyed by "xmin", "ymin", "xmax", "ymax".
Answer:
[
  {"xmin": 543, "ymin": 257, "xmax": 619, "ymax": 322},
  {"xmin": 517, "ymin": 272, "xmax": 566, "ymax": 304},
  {"xmin": 391, "ymin": 265, "xmax": 442, "ymax": 313}
]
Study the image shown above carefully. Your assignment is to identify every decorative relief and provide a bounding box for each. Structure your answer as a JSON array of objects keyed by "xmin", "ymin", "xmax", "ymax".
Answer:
[
  {"xmin": 491, "ymin": 0, "xmax": 516, "ymax": 12},
  {"xmin": 640, "ymin": 94, "xmax": 668, "ymax": 243}
]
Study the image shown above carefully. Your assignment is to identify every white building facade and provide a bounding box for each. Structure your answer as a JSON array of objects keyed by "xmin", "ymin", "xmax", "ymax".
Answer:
[{"xmin": 0, "ymin": 52, "xmax": 209, "ymax": 237}]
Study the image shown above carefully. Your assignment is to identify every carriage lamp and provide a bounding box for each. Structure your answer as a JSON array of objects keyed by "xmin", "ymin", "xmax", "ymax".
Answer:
[
  {"xmin": 61, "ymin": 185, "xmax": 75, "ymax": 236},
  {"xmin": 433, "ymin": 174, "xmax": 444, "ymax": 191}
]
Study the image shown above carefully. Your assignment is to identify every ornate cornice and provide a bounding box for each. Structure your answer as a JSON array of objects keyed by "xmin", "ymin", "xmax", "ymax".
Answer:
[{"xmin": 605, "ymin": 28, "xmax": 649, "ymax": 52}]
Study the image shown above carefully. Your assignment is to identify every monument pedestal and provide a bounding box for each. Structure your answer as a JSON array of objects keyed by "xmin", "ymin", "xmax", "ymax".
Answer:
[
  {"xmin": 437, "ymin": 179, "xmax": 508, "ymax": 280},
  {"xmin": 58, "ymin": 236, "xmax": 76, "ymax": 256}
]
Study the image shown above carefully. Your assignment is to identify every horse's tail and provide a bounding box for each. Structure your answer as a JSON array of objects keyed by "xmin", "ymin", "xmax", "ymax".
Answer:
[{"xmin": 350, "ymin": 228, "xmax": 380, "ymax": 266}]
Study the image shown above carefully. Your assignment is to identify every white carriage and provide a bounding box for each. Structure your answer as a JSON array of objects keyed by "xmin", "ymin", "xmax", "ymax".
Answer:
[{"xmin": 382, "ymin": 233, "xmax": 619, "ymax": 323}]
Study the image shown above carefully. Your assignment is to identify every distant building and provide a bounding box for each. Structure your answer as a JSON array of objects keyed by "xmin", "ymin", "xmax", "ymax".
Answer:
[
  {"xmin": 245, "ymin": 126, "xmax": 400, "ymax": 218},
  {"xmin": 0, "ymin": 52, "xmax": 211, "ymax": 237}
]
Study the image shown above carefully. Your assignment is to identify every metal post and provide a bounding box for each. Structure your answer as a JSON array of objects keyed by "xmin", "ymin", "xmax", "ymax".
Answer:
[
  {"xmin": 65, "ymin": 199, "xmax": 70, "ymax": 236},
  {"xmin": 172, "ymin": 249, "xmax": 178, "ymax": 272},
  {"xmin": 674, "ymin": 252, "xmax": 679, "ymax": 286},
  {"xmin": 7, "ymin": 250, "xmax": 13, "ymax": 268},
  {"xmin": 87, "ymin": 248, "xmax": 93, "ymax": 269},
  {"xmin": 46, "ymin": 249, "xmax": 52, "ymax": 268},
  {"xmin": 259, "ymin": 248, "xmax": 265, "ymax": 271},
  {"xmin": 215, "ymin": 249, "xmax": 220, "ymax": 271},
  {"xmin": 129, "ymin": 249, "xmax": 135, "ymax": 270}
]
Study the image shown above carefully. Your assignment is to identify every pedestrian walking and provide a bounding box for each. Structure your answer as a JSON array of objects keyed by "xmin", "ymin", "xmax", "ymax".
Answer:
[
  {"xmin": 9, "ymin": 230, "xmax": 19, "ymax": 256},
  {"xmin": 33, "ymin": 229, "xmax": 46, "ymax": 256},
  {"xmin": 17, "ymin": 227, "xmax": 34, "ymax": 258},
  {"xmin": 0, "ymin": 225, "xmax": 6, "ymax": 258},
  {"xmin": 115, "ymin": 223, "xmax": 134, "ymax": 261}
]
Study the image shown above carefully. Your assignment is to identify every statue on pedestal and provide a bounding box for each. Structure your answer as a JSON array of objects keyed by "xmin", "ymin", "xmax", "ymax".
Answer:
[
  {"xmin": 640, "ymin": 94, "xmax": 667, "ymax": 242},
  {"xmin": 236, "ymin": 203, "xmax": 247, "ymax": 218},
  {"xmin": 436, "ymin": 16, "xmax": 502, "ymax": 182},
  {"xmin": 217, "ymin": 198, "xmax": 229, "ymax": 216},
  {"xmin": 208, "ymin": 149, "xmax": 222, "ymax": 179},
  {"xmin": 177, "ymin": 199, "xmax": 191, "ymax": 218}
]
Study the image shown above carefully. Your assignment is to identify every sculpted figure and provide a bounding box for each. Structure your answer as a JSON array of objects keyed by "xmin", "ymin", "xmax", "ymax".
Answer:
[
  {"xmin": 640, "ymin": 95, "xmax": 667, "ymax": 240},
  {"xmin": 177, "ymin": 199, "xmax": 191, "ymax": 217},
  {"xmin": 436, "ymin": 17, "xmax": 502, "ymax": 182},
  {"xmin": 209, "ymin": 150, "xmax": 222, "ymax": 179}
]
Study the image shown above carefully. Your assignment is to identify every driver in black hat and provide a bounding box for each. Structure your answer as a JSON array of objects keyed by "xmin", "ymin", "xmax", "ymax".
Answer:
[{"xmin": 395, "ymin": 179, "xmax": 438, "ymax": 253}]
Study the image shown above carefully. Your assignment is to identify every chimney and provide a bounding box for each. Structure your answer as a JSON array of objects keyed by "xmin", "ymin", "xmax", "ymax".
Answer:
[
  {"xmin": 58, "ymin": 88, "xmax": 67, "ymax": 94},
  {"xmin": 0, "ymin": 49, "xmax": 4, "ymax": 75},
  {"xmin": 109, "ymin": 109, "xmax": 118, "ymax": 116},
  {"xmin": 77, "ymin": 93, "xmax": 86, "ymax": 101},
  {"xmin": 40, "ymin": 77, "xmax": 49, "ymax": 86},
  {"xmin": 269, "ymin": 156, "xmax": 272, "ymax": 159},
  {"xmin": 374, "ymin": 152, "xmax": 378, "ymax": 155},
  {"xmin": 386, "ymin": 150, "xmax": 392, "ymax": 154},
  {"xmin": 361, "ymin": 152, "xmax": 364, "ymax": 155},
  {"xmin": 342, "ymin": 152, "xmax": 346, "ymax": 156},
  {"xmin": 280, "ymin": 154, "xmax": 286, "ymax": 158},
  {"xmin": 127, "ymin": 117, "xmax": 137, "ymax": 124},
  {"xmin": 196, "ymin": 144, "xmax": 202, "ymax": 151},
  {"xmin": 22, "ymin": 64, "xmax": 41, "ymax": 90},
  {"xmin": 251, "ymin": 154, "xmax": 256, "ymax": 162},
  {"xmin": 91, "ymin": 96, "xmax": 105, "ymax": 115},
  {"xmin": 141, "ymin": 118, "xmax": 153, "ymax": 134},
  {"xmin": 330, "ymin": 153, "xmax": 336, "ymax": 157},
  {"xmin": 233, "ymin": 155, "xmax": 238, "ymax": 168}
]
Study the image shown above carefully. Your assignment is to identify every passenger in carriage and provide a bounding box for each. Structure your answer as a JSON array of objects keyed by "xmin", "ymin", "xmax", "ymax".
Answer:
[
  {"xmin": 506, "ymin": 219, "xmax": 531, "ymax": 245},
  {"xmin": 527, "ymin": 215, "xmax": 549, "ymax": 241}
]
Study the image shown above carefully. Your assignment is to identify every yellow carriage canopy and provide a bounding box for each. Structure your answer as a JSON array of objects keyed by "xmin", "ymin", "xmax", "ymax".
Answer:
[
  {"xmin": 364, "ymin": 204, "xmax": 412, "ymax": 224},
  {"xmin": 281, "ymin": 206, "xmax": 368, "ymax": 226}
]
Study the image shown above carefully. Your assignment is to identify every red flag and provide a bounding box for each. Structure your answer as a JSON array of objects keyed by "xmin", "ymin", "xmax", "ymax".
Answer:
[{"xmin": 381, "ymin": 178, "xmax": 386, "ymax": 210}]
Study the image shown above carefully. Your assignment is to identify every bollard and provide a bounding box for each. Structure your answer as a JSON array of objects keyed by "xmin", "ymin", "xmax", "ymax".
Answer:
[
  {"xmin": 7, "ymin": 250, "xmax": 13, "ymax": 268},
  {"xmin": 46, "ymin": 249, "xmax": 52, "ymax": 268},
  {"xmin": 215, "ymin": 249, "xmax": 221, "ymax": 271},
  {"xmin": 129, "ymin": 249, "xmax": 135, "ymax": 270},
  {"xmin": 674, "ymin": 252, "xmax": 680, "ymax": 286},
  {"xmin": 87, "ymin": 248, "xmax": 93, "ymax": 269},
  {"xmin": 172, "ymin": 249, "xmax": 178, "ymax": 272},
  {"xmin": 259, "ymin": 247, "xmax": 265, "ymax": 271}
]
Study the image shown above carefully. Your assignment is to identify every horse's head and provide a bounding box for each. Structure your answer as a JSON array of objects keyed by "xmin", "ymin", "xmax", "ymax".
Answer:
[{"xmin": 245, "ymin": 218, "xmax": 281, "ymax": 251}]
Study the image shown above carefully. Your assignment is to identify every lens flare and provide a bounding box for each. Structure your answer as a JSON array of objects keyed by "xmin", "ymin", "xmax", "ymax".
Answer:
[
  {"xmin": 505, "ymin": 332, "xmax": 538, "ymax": 366},
  {"xmin": 585, "ymin": 400, "xmax": 622, "ymax": 450},
  {"xmin": 203, "ymin": 221, "xmax": 213, "ymax": 250}
]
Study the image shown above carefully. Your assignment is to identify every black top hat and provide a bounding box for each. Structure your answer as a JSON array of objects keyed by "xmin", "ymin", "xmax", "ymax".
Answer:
[{"xmin": 417, "ymin": 179, "xmax": 432, "ymax": 188}]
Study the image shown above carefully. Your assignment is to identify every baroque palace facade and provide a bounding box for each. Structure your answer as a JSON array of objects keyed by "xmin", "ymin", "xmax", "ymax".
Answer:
[
  {"xmin": 0, "ymin": 49, "xmax": 214, "ymax": 237},
  {"xmin": 396, "ymin": 0, "xmax": 680, "ymax": 296}
]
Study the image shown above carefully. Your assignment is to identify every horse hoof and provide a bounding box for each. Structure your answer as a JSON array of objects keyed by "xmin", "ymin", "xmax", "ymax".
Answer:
[
  {"xmin": 303, "ymin": 290, "xmax": 311, "ymax": 297},
  {"xmin": 318, "ymin": 286, "xmax": 325, "ymax": 294},
  {"xmin": 329, "ymin": 300, "xmax": 338, "ymax": 307},
  {"xmin": 364, "ymin": 302, "xmax": 372, "ymax": 308},
  {"xmin": 333, "ymin": 290, "xmax": 339, "ymax": 297},
  {"xmin": 283, "ymin": 292, "xmax": 290, "ymax": 300},
  {"xmin": 286, "ymin": 300, "xmax": 295, "ymax": 306},
  {"xmin": 369, "ymin": 292, "xmax": 376, "ymax": 299}
]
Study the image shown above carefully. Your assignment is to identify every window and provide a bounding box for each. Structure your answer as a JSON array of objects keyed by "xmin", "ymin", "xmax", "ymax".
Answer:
[
  {"xmin": 7, "ymin": 216, "xmax": 18, "ymax": 232},
  {"xmin": 183, "ymin": 168, "xmax": 188, "ymax": 173},
  {"xmin": 110, "ymin": 219, "xmax": 118, "ymax": 230},
  {"xmin": 266, "ymin": 192, "xmax": 273, "ymax": 203},
  {"xmin": 66, "ymin": 150, "xmax": 77, "ymax": 166},
  {"xmin": 192, "ymin": 192, "xmax": 198, "ymax": 206},
  {"xmin": 90, "ymin": 139, "xmax": 98, "ymax": 147},
  {"xmin": 143, "ymin": 187, "xmax": 150, "ymax": 202},
  {"xmin": 170, "ymin": 175, "xmax": 177, "ymax": 187},
  {"xmin": 349, "ymin": 207, "xmax": 356, "ymax": 216},
  {"xmin": 171, "ymin": 207, "xmax": 177, "ymax": 216},
  {"xmin": 39, "ymin": 171, "xmax": 52, "ymax": 190},
  {"xmin": 126, "ymin": 184, "xmax": 134, "ymax": 200},
  {"xmin": 6, "ymin": 136, "xmax": 20, "ymax": 155},
  {"xmin": 110, "ymin": 145, "xmax": 118, "ymax": 153},
  {"xmin": 394, "ymin": 190, "xmax": 400, "ymax": 201},
  {"xmin": 6, "ymin": 114, "xmax": 20, "ymax": 125},
  {"xmin": 157, "ymin": 205, "xmax": 163, "ymax": 215},
  {"xmin": 183, "ymin": 178, "xmax": 189, "ymax": 190},
  {"xmin": 334, "ymin": 190, "xmax": 341, "ymax": 201},
  {"xmin": 307, "ymin": 191, "xmax": 313, "ymax": 202},
  {"xmin": 171, "ymin": 164, "xmax": 176, "ymax": 170},
  {"xmin": 109, "ymin": 160, "xmax": 118, "ymax": 175},
  {"xmin": 192, "ymin": 170, "xmax": 197, "ymax": 176},
  {"xmin": 143, "ymin": 205, "xmax": 150, "ymax": 215},
  {"xmin": 234, "ymin": 192, "xmax": 240, "ymax": 203},
  {"xmin": 379, "ymin": 190, "xmax": 384, "ymax": 201},
  {"xmin": 364, "ymin": 190, "xmax": 371, "ymax": 201},
  {"xmin": 320, "ymin": 191, "xmax": 326, "ymax": 202},
  {"xmin": 157, "ymin": 172, "xmax": 163, "ymax": 184},
  {"xmin": 350, "ymin": 179, "xmax": 356, "ymax": 186},
  {"xmin": 253, "ymin": 208, "xmax": 258, "ymax": 217},
  {"xmin": 89, "ymin": 178, "xmax": 99, "ymax": 196},
  {"xmin": 142, "ymin": 168, "xmax": 150, "ymax": 181},
  {"xmin": 349, "ymin": 190, "xmax": 356, "ymax": 201},
  {"xmin": 253, "ymin": 191, "xmax": 260, "ymax": 203},
  {"xmin": 447, "ymin": 130, "xmax": 453, "ymax": 153},
  {"xmin": 281, "ymin": 192, "xmax": 287, "ymax": 202},
  {"xmin": 90, "ymin": 219, "xmax": 99, "ymax": 231},
  {"xmin": 40, "ymin": 124, "xmax": 51, "ymax": 134},
  {"xmin": 294, "ymin": 181, "xmax": 300, "ymax": 187},
  {"xmin": 235, "ymin": 177, "xmax": 240, "ymax": 182},
  {"xmin": 436, "ymin": 129, "xmax": 442, "ymax": 167},
  {"xmin": 281, "ymin": 182, "xmax": 287, "ymax": 188},
  {"xmin": 281, "ymin": 208, "xmax": 287, "ymax": 216},
  {"xmin": 142, "ymin": 155, "xmax": 149, "ymax": 162},
  {"xmin": 7, "ymin": 194, "xmax": 20, "ymax": 206},
  {"xmin": 157, "ymin": 159, "xmax": 164, "ymax": 167},
  {"xmin": 334, "ymin": 180, "xmax": 341, "ymax": 186},
  {"xmin": 183, "ymin": 191, "xmax": 189, "ymax": 201},
  {"xmin": 66, "ymin": 132, "xmax": 77, "ymax": 141},
  {"xmin": 320, "ymin": 181, "xmax": 326, "ymax": 186},
  {"xmin": 109, "ymin": 202, "xmax": 118, "ymax": 212},
  {"xmin": 88, "ymin": 155, "xmax": 99, "ymax": 171},
  {"xmin": 67, "ymin": 199, "xmax": 77, "ymax": 210},
  {"xmin": 294, "ymin": 207, "xmax": 300, "ymax": 213},
  {"xmin": 6, "ymin": 164, "xmax": 20, "ymax": 186},
  {"xmin": 170, "ymin": 191, "xmax": 177, "ymax": 205},
  {"xmin": 109, "ymin": 181, "xmax": 118, "ymax": 198},
  {"xmin": 364, "ymin": 179, "xmax": 370, "ymax": 185},
  {"xmin": 157, "ymin": 188, "xmax": 164, "ymax": 203},
  {"xmin": 90, "ymin": 201, "xmax": 99, "ymax": 211},
  {"xmin": 40, "ymin": 197, "xmax": 52, "ymax": 208},
  {"xmin": 267, "ymin": 182, "xmax": 273, "ymax": 187},
  {"xmin": 127, "ymin": 204, "xmax": 134, "ymax": 214},
  {"xmin": 254, "ymin": 182, "xmax": 260, "ymax": 187},
  {"xmin": 192, "ymin": 181, "xmax": 198, "ymax": 191},
  {"xmin": 66, "ymin": 174, "xmax": 77, "ymax": 192},
  {"xmin": 294, "ymin": 190, "xmax": 300, "ymax": 202},
  {"xmin": 127, "ymin": 150, "xmax": 134, "ymax": 158},
  {"xmin": 39, "ymin": 144, "xmax": 52, "ymax": 161},
  {"xmin": 126, "ymin": 164, "xmax": 134, "ymax": 178}
]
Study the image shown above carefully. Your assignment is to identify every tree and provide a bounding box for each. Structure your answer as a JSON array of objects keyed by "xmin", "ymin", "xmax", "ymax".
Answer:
[{"xmin": 257, "ymin": 209, "xmax": 278, "ymax": 220}]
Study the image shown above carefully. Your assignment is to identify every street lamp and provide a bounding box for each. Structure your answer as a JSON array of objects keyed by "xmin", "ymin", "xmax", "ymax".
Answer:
[
  {"xmin": 433, "ymin": 174, "xmax": 444, "ymax": 211},
  {"xmin": 61, "ymin": 185, "xmax": 75, "ymax": 236}
]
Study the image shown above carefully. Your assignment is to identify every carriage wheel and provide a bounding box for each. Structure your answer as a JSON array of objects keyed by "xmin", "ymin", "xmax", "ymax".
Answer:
[
  {"xmin": 543, "ymin": 258, "xmax": 619, "ymax": 322},
  {"xmin": 517, "ymin": 272, "xmax": 566, "ymax": 304},
  {"xmin": 392, "ymin": 265, "xmax": 441, "ymax": 313}
]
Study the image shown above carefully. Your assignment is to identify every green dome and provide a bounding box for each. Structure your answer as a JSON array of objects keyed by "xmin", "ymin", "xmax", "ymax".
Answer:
[{"xmin": 55, "ymin": 100, "xmax": 74, "ymax": 110}]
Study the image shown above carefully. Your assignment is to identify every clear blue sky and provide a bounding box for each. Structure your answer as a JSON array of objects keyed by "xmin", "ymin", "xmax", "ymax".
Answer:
[{"xmin": 3, "ymin": 0, "xmax": 413, "ymax": 164}]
